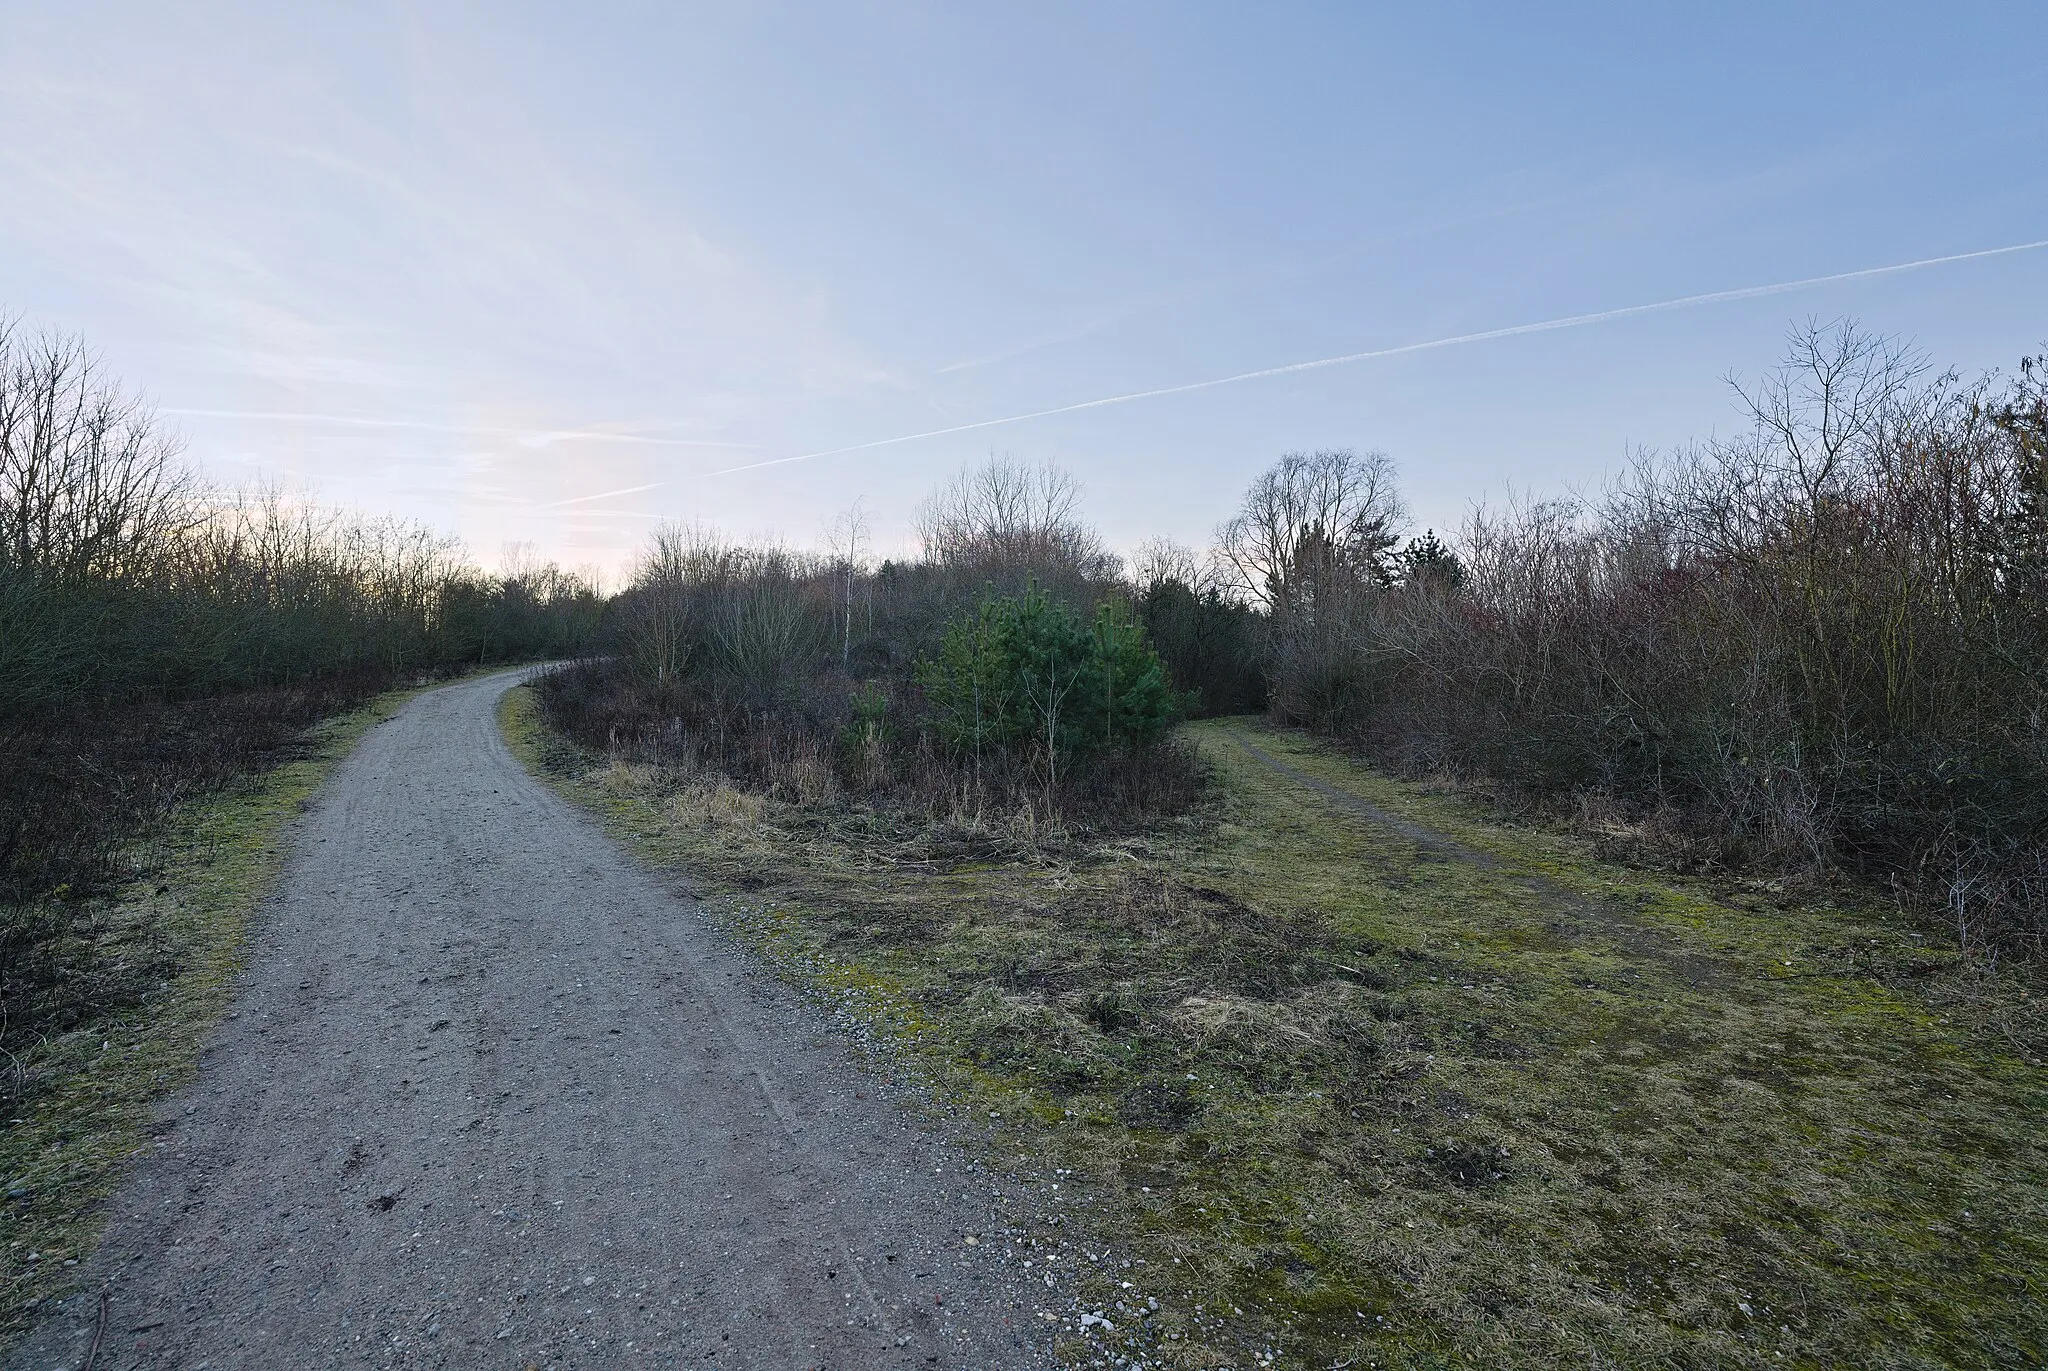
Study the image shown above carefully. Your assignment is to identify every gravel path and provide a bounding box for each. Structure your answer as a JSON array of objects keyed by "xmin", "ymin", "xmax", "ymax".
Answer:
[{"xmin": 11, "ymin": 670, "xmax": 1054, "ymax": 1371}]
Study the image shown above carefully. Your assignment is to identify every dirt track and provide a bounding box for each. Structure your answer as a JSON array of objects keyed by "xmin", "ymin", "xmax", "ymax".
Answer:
[{"xmin": 10, "ymin": 670, "xmax": 1052, "ymax": 1370}]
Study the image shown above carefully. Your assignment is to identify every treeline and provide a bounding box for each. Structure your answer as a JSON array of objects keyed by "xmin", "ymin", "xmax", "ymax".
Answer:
[
  {"xmin": 1, "ymin": 318, "xmax": 602, "ymax": 1064},
  {"xmin": 0, "ymin": 324, "xmax": 602, "ymax": 715},
  {"xmin": 1232, "ymin": 324, "xmax": 2048, "ymax": 954}
]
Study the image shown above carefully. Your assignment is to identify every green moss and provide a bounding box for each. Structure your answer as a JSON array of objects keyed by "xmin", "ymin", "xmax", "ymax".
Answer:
[
  {"xmin": 0, "ymin": 678, "xmax": 452, "ymax": 1339},
  {"xmin": 505, "ymin": 694, "xmax": 2047, "ymax": 1370}
]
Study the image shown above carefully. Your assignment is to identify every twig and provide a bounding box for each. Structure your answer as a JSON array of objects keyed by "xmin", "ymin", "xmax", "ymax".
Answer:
[{"xmin": 81, "ymin": 1291, "xmax": 108, "ymax": 1371}]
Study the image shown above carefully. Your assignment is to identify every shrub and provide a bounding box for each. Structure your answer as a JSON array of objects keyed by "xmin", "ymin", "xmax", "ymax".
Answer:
[{"xmin": 915, "ymin": 588, "xmax": 1183, "ymax": 777}]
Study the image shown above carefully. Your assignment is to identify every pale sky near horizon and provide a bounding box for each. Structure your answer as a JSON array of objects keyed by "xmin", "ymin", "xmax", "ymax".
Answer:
[{"xmin": 3, "ymin": 3, "xmax": 2043, "ymax": 579}]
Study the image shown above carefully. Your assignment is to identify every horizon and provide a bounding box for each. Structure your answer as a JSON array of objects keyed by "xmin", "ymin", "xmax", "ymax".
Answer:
[{"xmin": 4, "ymin": 2, "xmax": 2043, "ymax": 578}]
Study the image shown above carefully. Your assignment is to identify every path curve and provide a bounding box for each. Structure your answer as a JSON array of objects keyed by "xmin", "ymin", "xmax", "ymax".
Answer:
[{"xmin": 11, "ymin": 670, "xmax": 1050, "ymax": 1370}]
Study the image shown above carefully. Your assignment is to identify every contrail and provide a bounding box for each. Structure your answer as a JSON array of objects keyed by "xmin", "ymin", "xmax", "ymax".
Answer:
[
  {"xmin": 683, "ymin": 237, "xmax": 2048, "ymax": 483},
  {"xmin": 545, "ymin": 482, "xmax": 668, "ymax": 508}
]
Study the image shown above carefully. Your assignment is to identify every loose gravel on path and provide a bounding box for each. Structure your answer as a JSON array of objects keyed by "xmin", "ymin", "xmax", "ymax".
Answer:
[{"xmin": 9, "ymin": 670, "xmax": 1055, "ymax": 1370}]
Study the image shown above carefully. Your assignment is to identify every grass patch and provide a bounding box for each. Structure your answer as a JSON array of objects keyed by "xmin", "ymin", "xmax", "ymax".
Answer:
[
  {"xmin": 504, "ymin": 689, "xmax": 2048, "ymax": 1371},
  {"xmin": 0, "ymin": 680, "xmax": 441, "ymax": 1339}
]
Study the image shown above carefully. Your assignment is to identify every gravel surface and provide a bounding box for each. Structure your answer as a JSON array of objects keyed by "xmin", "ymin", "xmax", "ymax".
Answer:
[{"xmin": 9, "ymin": 670, "xmax": 1057, "ymax": 1370}]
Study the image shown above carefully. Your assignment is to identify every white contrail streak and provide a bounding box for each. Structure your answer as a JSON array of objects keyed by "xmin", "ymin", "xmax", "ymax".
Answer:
[
  {"xmin": 544, "ymin": 483, "xmax": 668, "ymax": 508},
  {"xmin": 680, "ymin": 237, "xmax": 2047, "ymax": 483}
]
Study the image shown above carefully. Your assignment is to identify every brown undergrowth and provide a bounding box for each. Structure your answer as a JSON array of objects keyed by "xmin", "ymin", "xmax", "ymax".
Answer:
[{"xmin": 0, "ymin": 674, "xmax": 391, "ymax": 1080}]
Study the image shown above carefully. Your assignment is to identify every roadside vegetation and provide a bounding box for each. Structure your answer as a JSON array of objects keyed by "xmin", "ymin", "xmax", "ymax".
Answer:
[
  {"xmin": 509, "ymin": 696, "xmax": 2043, "ymax": 1370},
  {"xmin": 0, "ymin": 314, "xmax": 601, "ymax": 1325},
  {"xmin": 1243, "ymin": 324, "xmax": 2048, "ymax": 959},
  {"xmin": 524, "ymin": 319, "xmax": 2045, "ymax": 1368}
]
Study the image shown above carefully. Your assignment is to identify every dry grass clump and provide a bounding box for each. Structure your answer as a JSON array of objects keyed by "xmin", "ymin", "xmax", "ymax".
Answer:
[
  {"xmin": 1168, "ymin": 985, "xmax": 1387, "ymax": 1076},
  {"xmin": 662, "ymin": 780, "xmax": 774, "ymax": 831}
]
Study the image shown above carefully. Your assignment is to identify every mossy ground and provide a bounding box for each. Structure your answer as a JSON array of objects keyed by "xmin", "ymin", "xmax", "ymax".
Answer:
[
  {"xmin": 0, "ymin": 681, "xmax": 447, "ymax": 1341},
  {"xmin": 503, "ymin": 690, "xmax": 2046, "ymax": 1371}
]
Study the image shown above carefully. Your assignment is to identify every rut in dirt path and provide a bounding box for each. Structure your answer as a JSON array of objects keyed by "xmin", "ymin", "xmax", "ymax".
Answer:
[{"xmin": 10, "ymin": 670, "xmax": 1053, "ymax": 1371}]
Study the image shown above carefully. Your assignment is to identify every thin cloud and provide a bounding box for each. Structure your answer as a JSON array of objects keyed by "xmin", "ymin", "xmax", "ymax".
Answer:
[
  {"xmin": 163, "ymin": 408, "xmax": 756, "ymax": 449},
  {"xmin": 934, "ymin": 313, "xmax": 1127, "ymax": 376},
  {"xmin": 682, "ymin": 236, "xmax": 2048, "ymax": 483},
  {"xmin": 511, "ymin": 429, "xmax": 754, "ymax": 450}
]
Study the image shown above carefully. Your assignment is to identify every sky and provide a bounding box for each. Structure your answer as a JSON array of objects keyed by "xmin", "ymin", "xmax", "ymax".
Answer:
[{"xmin": 2, "ymin": 2, "xmax": 2043, "ymax": 578}]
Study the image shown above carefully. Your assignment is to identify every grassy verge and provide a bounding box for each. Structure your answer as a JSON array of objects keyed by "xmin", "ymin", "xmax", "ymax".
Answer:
[
  {"xmin": 0, "ymin": 680, "xmax": 439, "ymax": 1339},
  {"xmin": 504, "ymin": 689, "xmax": 2046, "ymax": 1371}
]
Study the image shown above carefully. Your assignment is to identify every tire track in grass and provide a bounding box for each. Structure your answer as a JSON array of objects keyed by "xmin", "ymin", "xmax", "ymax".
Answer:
[{"xmin": 1224, "ymin": 726, "xmax": 1737, "ymax": 992}]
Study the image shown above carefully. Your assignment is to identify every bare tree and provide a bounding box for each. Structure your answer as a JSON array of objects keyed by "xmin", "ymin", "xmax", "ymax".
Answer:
[
  {"xmin": 915, "ymin": 455, "xmax": 1118, "ymax": 578},
  {"xmin": 825, "ymin": 499, "xmax": 870, "ymax": 667},
  {"xmin": 629, "ymin": 523, "xmax": 736, "ymax": 686},
  {"xmin": 498, "ymin": 541, "xmax": 543, "ymax": 581},
  {"xmin": 0, "ymin": 319, "xmax": 199, "ymax": 585},
  {"xmin": 1734, "ymin": 318, "xmax": 1923, "ymax": 507},
  {"xmin": 1214, "ymin": 449, "xmax": 1405, "ymax": 619},
  {"xmin": 1131, "ymin": 536, "xmax": 1209, "ymax": 596}
]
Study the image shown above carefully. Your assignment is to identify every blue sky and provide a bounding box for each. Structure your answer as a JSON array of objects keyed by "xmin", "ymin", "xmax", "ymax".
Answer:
[{"xmin": 3, "ymin": 2, "xmax": 2043, "ymax": 576}]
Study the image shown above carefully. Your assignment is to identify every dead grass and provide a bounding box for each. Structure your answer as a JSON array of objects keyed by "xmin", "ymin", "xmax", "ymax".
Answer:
[{"xmin": 505, "ymin": 689, "xmax": 2047, "ymax": 1371}]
